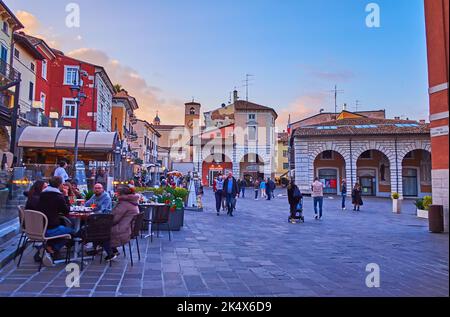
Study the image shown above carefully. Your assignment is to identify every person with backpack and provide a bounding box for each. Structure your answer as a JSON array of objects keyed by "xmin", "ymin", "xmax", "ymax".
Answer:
[
  {"xmin": 287, "ymin": 180, "xmax": 302, "ymax": 223},
  {"xmin": 311, "ymin": 177, "xmax": 324, "ymax": 220}
]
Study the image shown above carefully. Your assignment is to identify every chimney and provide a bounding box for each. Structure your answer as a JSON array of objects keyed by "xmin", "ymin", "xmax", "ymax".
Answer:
[
  {"xmin": 394, "ymin": 116, "xmax": 400, "ymax": 120},
  {"xmin": 419, "ymin": 119, "xmax": 426, "ymax": 124},
  {"xmin": 233, "ymin": 90, "xmax": 239, "ymax": 104},
  {"xmin": 343, "ymin": 103, "xmax": 347, "ymax": 111}
]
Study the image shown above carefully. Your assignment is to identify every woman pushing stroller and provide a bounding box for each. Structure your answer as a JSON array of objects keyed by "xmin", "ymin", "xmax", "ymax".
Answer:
[{"xmin": 287, "ymin": 180, "xmax": 304, "ymax": 223}]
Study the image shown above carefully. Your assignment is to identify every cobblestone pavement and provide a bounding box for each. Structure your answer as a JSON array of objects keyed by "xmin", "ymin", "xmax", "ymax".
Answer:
[{"xmin": 0, "ymin": 188, "xmax": 448, "ymax": 297}]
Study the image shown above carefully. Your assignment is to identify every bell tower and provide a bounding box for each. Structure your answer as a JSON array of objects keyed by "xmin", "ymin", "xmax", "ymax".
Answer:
[{"xmin": 184, "ymin": 100, "xmax": 201, "ymax": 129}]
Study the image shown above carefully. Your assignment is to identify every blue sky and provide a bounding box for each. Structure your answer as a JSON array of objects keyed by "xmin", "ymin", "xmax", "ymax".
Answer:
[{"xmin": 8, "ymin": 0, "xmax": 430, "ymax": 127}]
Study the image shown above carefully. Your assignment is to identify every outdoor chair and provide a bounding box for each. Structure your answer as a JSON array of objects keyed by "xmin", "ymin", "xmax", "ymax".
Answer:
[
  {"xmin": 17, "ymin": 210, "xmax": 73, "ymax": 272},
  {"xmin": 13, "ymin": 205, "xmax": 25, "ymax": 262},
  {"xmin": 148, "ymin": 205, "xmax": 172, "ymax": 243},
  {"xmin": 120, "ymin": 212, "xmax": 145, "ymax": 266},
  {"xmin": 79, "ymin": 213, "xmax": 114, "ymax": 271}
]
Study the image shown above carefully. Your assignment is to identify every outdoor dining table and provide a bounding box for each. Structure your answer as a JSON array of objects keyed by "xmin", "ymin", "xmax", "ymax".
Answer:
[
  {"xmin": 64, "ymin": 207, "xmax": 95, "ymax": 262},
  {"xmin": 139, "ymin": 202, "xmax": 166, "ymax": 238}
]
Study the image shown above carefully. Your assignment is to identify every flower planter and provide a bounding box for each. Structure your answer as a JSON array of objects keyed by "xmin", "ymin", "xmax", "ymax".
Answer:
[
  {"xmin": 392, "ymin": 199, "xmax": 402, "ymax": 213},
  {"xmin": 151, "ymin": 207, "xmax": 183, "ymax": 231},
  {"xmin": 417, "ymin": 209, "xmax": 428, "ymax": 219}
]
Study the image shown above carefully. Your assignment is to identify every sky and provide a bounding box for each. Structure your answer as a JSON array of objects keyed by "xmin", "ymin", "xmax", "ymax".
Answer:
[{"xmin": 8, "ymin": 0, "xmax": 430, "ymax": 129}]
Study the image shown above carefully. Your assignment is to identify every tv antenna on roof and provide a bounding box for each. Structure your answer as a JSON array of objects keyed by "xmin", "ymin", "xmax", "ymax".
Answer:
[
  {"xmin": 355, "ymin": 100, "xmax": 362, "ymax": 112},
  {"xmin": 241, "ymin": 74, "xmax": 254, "ymax": 102},
  {"xmin": 328, "ymin": 85, "xmax": 344, "ymax": 120}
]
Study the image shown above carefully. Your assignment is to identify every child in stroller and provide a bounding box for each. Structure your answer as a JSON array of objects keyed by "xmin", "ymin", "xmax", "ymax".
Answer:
[{"xmin": 288, "ymin": 196, "xmax": 305, "ymax": 223}]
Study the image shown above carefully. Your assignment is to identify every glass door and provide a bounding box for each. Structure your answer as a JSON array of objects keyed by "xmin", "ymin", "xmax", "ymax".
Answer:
[
  {"xmin": 360, "ymin": 176, "xmax": 375, "ymax": 196},
  {"xmin": 318, "ymin": 169, "xmax": 338, "ymax": 195},
  {"xmin": 402, "ymin": 168, "xmax": 418, "ymax": 197}
]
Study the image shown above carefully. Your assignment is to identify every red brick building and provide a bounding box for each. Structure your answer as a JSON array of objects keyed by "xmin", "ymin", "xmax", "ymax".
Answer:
[{"xmin": 424, "ymin": 0, "xmax": 449, "ymax": 231}]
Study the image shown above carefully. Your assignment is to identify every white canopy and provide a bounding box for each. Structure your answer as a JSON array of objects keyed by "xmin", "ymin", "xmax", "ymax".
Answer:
[{"xmin": 18, "ymin": 127, "xmax": 118, "ymax": 150}]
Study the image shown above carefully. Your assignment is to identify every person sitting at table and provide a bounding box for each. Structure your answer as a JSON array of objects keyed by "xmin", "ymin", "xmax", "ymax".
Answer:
[
  {"xmin": 85, "ymin": 183, "xmax": 112, "ymax": 213},
  {"xmin": 88, "ymin": 186, "xmax": 139, "ymax": 261},
  {"xmin": 36, "ymin": 176, "xmax": 75, "ymax": 262},
  {"xmin": 70, "ymin": 180, "xmax": 82, "ymax": 199},
  {"xmin": 63, "ymin": 182, "xmax": 78, "ymax": 205},
  {"xmin": 25, "ymin": 180, "xmax": 48, "ymax": 210}
]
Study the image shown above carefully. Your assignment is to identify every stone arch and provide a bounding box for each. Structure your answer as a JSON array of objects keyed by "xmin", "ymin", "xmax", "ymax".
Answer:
[
  {"xmin": 0, "ymin": 126, "xmax": 10, "ymax": 152},
  {"xmin": 236, "ymin": 152, "xmax": 267, "ymax": 165},
  {"xmin": 353, "ymin": 143, "xmax": 396, "ymax": 167},
  {"xmin": 310, "ymin": 143, "xmax": 349, "ymax": 163},
  {"xmin": 398, "ymin": 141, "xmax": 432, "ymax": 162}
]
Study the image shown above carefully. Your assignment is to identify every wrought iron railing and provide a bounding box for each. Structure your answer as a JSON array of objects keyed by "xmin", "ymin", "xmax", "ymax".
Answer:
[{"xmin": 0, "ymin": 59, "xmax": 21, "ymax": 87}]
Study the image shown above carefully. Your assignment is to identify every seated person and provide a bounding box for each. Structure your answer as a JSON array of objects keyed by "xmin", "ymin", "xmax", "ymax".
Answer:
[
  {"xmin": 25, "ymin": 180, "xmax": 48, "ymax": 210},
  {"xmin": 88, "ymin": 186, "xmax": 139, "ymax": 261},
  {"xmin": 36, "ymin": 176, "xmax": 75, "ymax": 262},
  {"xmin": 85, "ymin": 183, "xmax": 112, "ymax": 213}
]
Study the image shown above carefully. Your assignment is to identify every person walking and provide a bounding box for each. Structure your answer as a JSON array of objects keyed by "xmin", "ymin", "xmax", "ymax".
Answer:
[
  {"xmin": 352, "ymin": 182, "xmax": 363, "ymax": 211},
  {"xmin": 341, "ymin": 179, "xmax": 347, "ymax": 210},
  {"xmin": 311, "ymin": 177, "xmax": 324, "ymax": 220},
  {"xmin": 239, "ymin": 179, "xmax": 246, "ymax": 198},
  {"xmin": 54, "ymin": 161, "xmax": 69, "ymax": 183},
  {"xmin": 287, "ymin": 180, "xmax": 302, "ymax": 223},
  {"xmin": 223, "ymin": 172, "xmax": 239, "ymax": 216},
  {"xmin": 269, "ymin": 178, "xmax": 276, "ymax": 199},
  {"xmin": 266, "ymin": 178, "xmax": 273, "ymax": 201},
  {"xmin": 260, "ymin": 179, "xmax": 266, "ymax": 198},
  {"xmin": 213, "ymin": 174, "xmax": 224, "ymax": 216},
  {"xmin": 254, "ymin": 179, "xmax": 260, "ymax": 200}
]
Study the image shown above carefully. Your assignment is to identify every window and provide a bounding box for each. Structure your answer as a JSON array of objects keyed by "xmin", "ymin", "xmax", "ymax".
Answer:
[
  {"xmin": 404, "ymin": 151, "xmax": 414, "ymax": 159},
  {"xmin": 63, "ymin": 98, "xmax": 77, "ymax": 118},
  {"xmin": 30, "ymin": 63, "xmax": 35, "ymax": 72},
  {"xmin": 1, "ymin": 45, "xmax": 7, "ymax": 62},
  {"xmin": 28, "ymin": 82, "xmax": 34, "ymax": 101},
  {"xmin": 283, "ymin": 163, "xmax": 289, "ymax": 170},
  {"xmin": 395, "ymin": 123, "xmax": 419, "ymax": 127},
  {"xmin": 2, "ymin": 21, "xmax": 8, "ymax": 34},
  {"xmin": 360, "ymin": 150, "xmax": 372, "ymax": 159},
  {"xmin": 316, "ymin": 126, "xmax": 337, "ymax": 130},
  {"xmin": 248, "ymin": 113, "xmax": 256, "ymax": 121},
  {"xmin": 321, "ymin": 150, "xmax": 333, "ymax": 160},
  {"xmin": 189, "ymin": 107, "xmax": 196, "ymax": 115},
  {"xmin": 283, "ymin": 150, "xmax": 288, "ymax": 157},
  {"xmin": 14, "ymin": 48, "xmax": 20, "ymax": 59},
  {"xmin": 248, "ymin": 126, "xmax": 257, "ymax": 141},
  {"xmin": 40, "ymin": 93, "xmax": 46, "ymax": 109},
  {"xmin": 42, "ymin": 60, "xmax": 47, "ymax": 79},
  {"xmin": 355, "ymin": 124, "xmax": 377, "ymax": 128},
  {"xmin": 64, "ymin": 66, "xmax": 79, "ymax": 85}
]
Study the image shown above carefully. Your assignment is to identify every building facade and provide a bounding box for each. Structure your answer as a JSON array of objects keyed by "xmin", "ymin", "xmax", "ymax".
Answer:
[
  {"xmin": 293, "ymin": 111, "xmax": 431, "ymax": 198},
  {"xmin": 275, "ymin": 131, "xmax": 289, "ymax": 181},
  {"xmin": 424, "ymin": 0, "xmax": 449, "ymax": 231},
  {"xmin": 194, "ymin": 92, "xmax": 278, "ymax": 185},
  {"xmin": 12, "ymin": 32, "xmax": 44, "ymax": 125}
]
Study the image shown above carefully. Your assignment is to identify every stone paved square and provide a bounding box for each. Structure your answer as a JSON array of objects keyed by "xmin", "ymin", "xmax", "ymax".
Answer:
[{"xmin": 0, "ymin": 188, "xmax": 448, "ymax": 297}]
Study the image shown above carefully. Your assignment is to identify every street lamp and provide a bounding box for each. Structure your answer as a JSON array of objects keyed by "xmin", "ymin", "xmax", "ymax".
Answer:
[{"xmin": 69, "ymin": 69, "xmax": 87, "ymax": 178}]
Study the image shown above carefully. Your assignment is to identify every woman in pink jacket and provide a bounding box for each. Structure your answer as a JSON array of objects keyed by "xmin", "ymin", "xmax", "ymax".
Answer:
[{"xmin": 103, "ymin": 186, "xmax": 140, "ymax": 261}]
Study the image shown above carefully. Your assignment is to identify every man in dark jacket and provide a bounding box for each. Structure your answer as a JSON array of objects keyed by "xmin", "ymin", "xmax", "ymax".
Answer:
[
  {"xmin": 37, "ymin": 176, "xmax": 74, "ymax": 255},
  {"xmin": 266, "ymin": 178, "xmax": 276, "ymax": 200},
  {"xmin": 222, "ymin": 172, "xmax": 239, "ymax": 216}
]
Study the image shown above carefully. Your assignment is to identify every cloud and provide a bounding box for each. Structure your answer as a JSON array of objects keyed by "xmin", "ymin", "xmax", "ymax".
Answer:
[
  {"xmin": 67, "ymin": 48, "xmax": 185, "ymax": 125},
  {"xmin": 276, "ymin": 92, "xmax": 328, "ymax": 129},
  {"xmin": 299, "ymin": 64, "xmax": 355, "ymax": 82},
  {"xmin": 15, "ymin": 10, "xmax": 62, "ymax": 48}
]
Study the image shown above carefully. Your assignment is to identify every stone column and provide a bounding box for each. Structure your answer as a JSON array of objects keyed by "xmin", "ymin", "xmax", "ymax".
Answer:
[
  {"xmin": 294, "ymin": 139, "xmax": 310, "ymax": 194},
  {"xmin": 345, "ymin": 158, "xmax": 356, "ymax": 197}
]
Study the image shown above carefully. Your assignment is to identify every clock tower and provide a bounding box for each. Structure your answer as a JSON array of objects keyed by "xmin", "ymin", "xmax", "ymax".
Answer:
[{"xmin": 184, "ymin": 100, "xmax": 201, "ymax": 130}]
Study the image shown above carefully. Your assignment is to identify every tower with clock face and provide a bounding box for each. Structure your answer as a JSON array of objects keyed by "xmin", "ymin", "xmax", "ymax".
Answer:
[{"xmin": 185, "ymin": 101, "xmax": 201, "ymax": 130}]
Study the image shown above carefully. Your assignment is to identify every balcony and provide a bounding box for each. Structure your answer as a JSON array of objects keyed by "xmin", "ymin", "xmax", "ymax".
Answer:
[
  {"xmin": 128, "ymin": 131, "xmax": 138, "ymax": 142},
  {"xmin": 0, "ymin": 60, "xmax": 21, "ymax": 90}
]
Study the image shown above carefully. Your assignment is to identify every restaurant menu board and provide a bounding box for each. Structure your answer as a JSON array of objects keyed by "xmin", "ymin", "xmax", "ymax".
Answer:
[{"xmin": 75, "ymin": 162, "xmax": 88, "ymax": 192}]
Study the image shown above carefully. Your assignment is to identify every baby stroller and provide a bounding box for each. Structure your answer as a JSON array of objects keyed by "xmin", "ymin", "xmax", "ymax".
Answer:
[{"xmin": 288, "ymin": 196, "xmax": 305, "ymax": 223}]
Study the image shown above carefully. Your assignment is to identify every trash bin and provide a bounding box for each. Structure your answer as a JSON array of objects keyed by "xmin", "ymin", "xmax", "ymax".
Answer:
[{"xmin": 428, "ymin": 205, "xmax": 444, "ymax": 233}]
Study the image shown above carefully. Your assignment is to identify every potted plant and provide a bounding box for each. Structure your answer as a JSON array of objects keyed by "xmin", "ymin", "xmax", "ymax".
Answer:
[
  {"xmin": 392, "ymin": 192, "xmax": 401, "ymax": 213},
  {"xmin": 415, "ymin": 196, "xmax": 432, "ymax": 219},
  {"xmin": 152, "ymin": 187, "xmax": 188, "ymax": 231}
]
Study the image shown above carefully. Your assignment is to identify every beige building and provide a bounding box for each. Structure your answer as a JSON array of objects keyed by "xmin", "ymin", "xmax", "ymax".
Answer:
[
  {"xmin": 275, "ymin": 131, "xmax": 289, "ymax": 181},
  {"xmin": 131, "ymin": 119, "xmax": 160, "ymax": 166},
  {"xmin": 12, "ymin": 32, "xmax": 44, "ymax": 125}
]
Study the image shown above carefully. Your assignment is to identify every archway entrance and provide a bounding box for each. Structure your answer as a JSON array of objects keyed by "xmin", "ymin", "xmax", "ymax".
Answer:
[
  {"xmin": 402, "ymin": 149, "xmax": 431, "ymax": 197},
  {"xmin": 240, "ymin": 153, "xmax": 264, "ymax": 184},
  {"xmin": 356, "ymin": 150, "xmax": 391, "ymax": 197},
  {"xmin": 314, "ymin": 150, "xmax": 346, "ymax": 195},
  {"xmin": 202, "ymin": 153, "xmax": 232, "ymax": 186}
]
